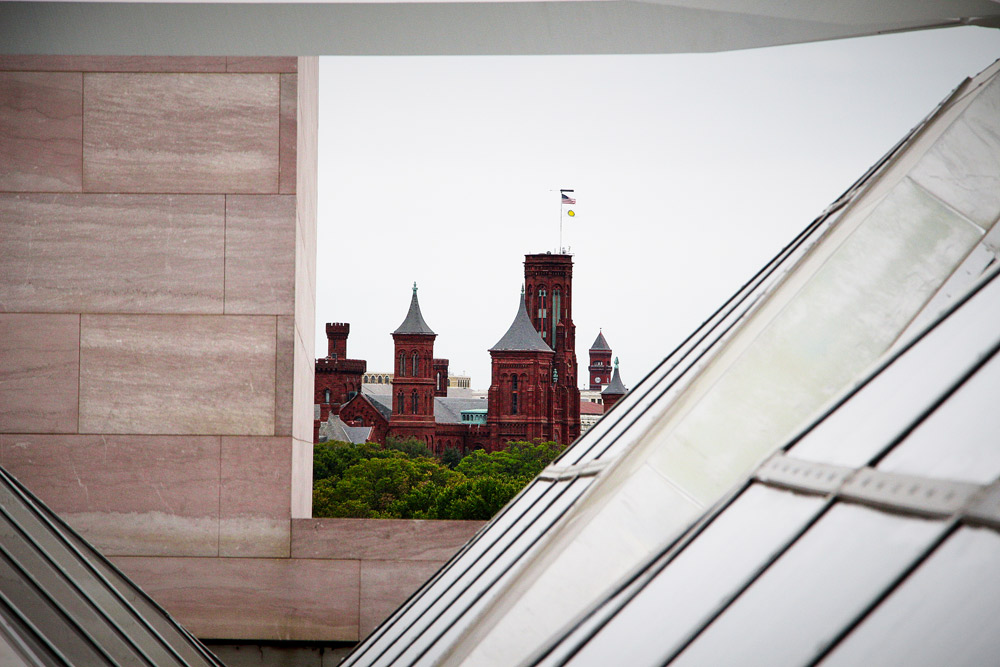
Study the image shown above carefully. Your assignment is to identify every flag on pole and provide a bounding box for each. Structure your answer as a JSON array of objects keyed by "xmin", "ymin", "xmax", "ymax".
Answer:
[{"xmin": 560, "ymin": 189, "xmax": 576, "ymax": 205}]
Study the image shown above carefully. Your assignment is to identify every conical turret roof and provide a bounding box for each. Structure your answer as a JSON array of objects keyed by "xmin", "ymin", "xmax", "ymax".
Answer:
[
  {"xmin": 590, "ymin": 330, "xmax": 611, "ymax": 351},
  {"xmin": 393, "ymin": 283, "xmax": 435, "ymax": 335},
  {"xmin": 602, "ymin": 357, "xmax": 627, "ymax": 395},
  {"xmin": 490, "ymin": 289, "xmax": 553, "ymax": 353}
]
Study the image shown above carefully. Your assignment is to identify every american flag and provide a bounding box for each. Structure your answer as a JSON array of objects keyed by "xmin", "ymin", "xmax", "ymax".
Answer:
[{"xmin": 561, "ymin": 192, "xmax": 576, "ymax": 205}]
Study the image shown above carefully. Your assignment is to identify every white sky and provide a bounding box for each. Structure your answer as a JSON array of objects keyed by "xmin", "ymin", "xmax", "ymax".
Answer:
[{"xmin": 317, "ymin": 28, "xmax": 1000, "ymax": 390}]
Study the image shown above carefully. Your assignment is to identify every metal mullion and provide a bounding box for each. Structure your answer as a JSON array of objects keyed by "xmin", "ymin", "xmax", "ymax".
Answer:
[
  {"xmin": 804, "ymin": 518, "xmax": 962, "ymax": 667},
  {"xmin": 0, "ymin": 543, "xmax": 118, "ymax": 665},
  {"xmin": 0, "ymin": 469, "xmax": 206, "ymax": 666},
  {"xmin": 528, "ymin": 480, "xmax": 756, "ymax": 667},
  {"xmin": 655, "ymin": 495, "xmax": 838, "ymax": 667},
  {"xmin": 583, "ymin": 206, "xmax": 838, "ymax": 464},
  {"xmin": 406, "ymin": 478, "xmax": 591, "ymax": 666},
  {"xmin": 0, "ymin": 501, "xmax": 159, "ymax": 666},
  {"xmin": 345, "ymin": 480, "xmax": 564, "ymax": 666},
  {"xmin": 0, "ymin": 590, "xmax": 72, "ymax": 666}
]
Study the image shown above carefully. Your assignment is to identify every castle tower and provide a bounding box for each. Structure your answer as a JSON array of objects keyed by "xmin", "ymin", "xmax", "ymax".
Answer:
[
  {"xmin": 488, "ymin": 288, "xmax": 555, "ymax": 449},
  {"xmin": 601, "ymin": 357, "xmax": 627, "ymax": 412},
  {"xmin": 388, "ymin": 283, "xmax": 437, "ymax": 447},
  {"xmin": 523, "ymin": 253, "xmax": 580, "ymax": 444},
  {"xmin": 314, "ymin": 322, "xmax": 366, "ymax": 441},
  {"xmin": 326, "ymin": 322, "xmax": 349, "ymax": 359},
  {"xmin": 588, "ymin": 330, "xmax": 613, "ymax": 391}
]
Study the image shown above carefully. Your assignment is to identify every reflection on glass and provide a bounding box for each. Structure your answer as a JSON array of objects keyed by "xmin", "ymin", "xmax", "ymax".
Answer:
[
  {"xmin": 790, "ymin": 270, "xmax": 1000, "ymax": 468},
  {"xmin": 673, "ymin": 503, "xmax": 947, "ymax": 667},
  {"xmin": 556, "ymin": 485, "xmax": 823, "ymax": 667},
  {"xmin": 374, "ymin": 479, "xmax": 591, "ymax": 667},
  {"xmin": 821, "ymin": 527, "xmax": 1000, "ymax": 667},
  {"xmin": 877, "ymin": 349, "xmax": 1000, "ymax": 483}
]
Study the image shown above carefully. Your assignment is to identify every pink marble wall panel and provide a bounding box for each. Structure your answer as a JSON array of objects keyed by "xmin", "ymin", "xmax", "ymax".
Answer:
[
  {"xmin": 227, "ymin": 57, "xmax": 297, "ymax": 73},
  {"xmin": 79, "ymin": 314, "xmax": 276, "ymax": 435},
  {"xmin": 113, "ymin": 556, "xmax": 361, "ymax": 641},
  {"xmin": 0, "ymin": 194, "xmax": 224, "ymax": 314},
  {"xmin": 0, "ymin": 314, "xmax": 80, "ymax": 433},
  {"xmin": 291, "ymin": 519, "xmax": 484, "ymax": 561},
  {"xmin": 83, "ymin": 73, "xmax": 280, "ymax": 193},
  {"xmin": 291, "ymin": 437, "xmax": 313, "ymax": 519},
  {"xmin": 0, "ymin": 56, "xmax": 227, "ymax": 72},
  {"xmin": 220, "ymin": 436, "xmax": 292, "ymax": 558},
  {"xmin": 279, "ymin": 74, "xmax": 297, "ymax": 194},
  {"xmin": 224, "ymin": 195, "xmax": 296, "ymax": 315},
  {"xmin": 2, "ymin": 434, "xmax": 220, "ymax": 557},
  {"xmin": 0, "ymin": 72, "xmax": 82, "ymax": 192},
  {"xmin": 296, "ymin": 57, "xmax": 319, "ymax": 294},
  {"xmin": 360, "ymin": 560, "xmax": 444, "ymax": 637},
  {"xmin": 274, "ymin": 316, "xmax": 295, "ymax": 436}
]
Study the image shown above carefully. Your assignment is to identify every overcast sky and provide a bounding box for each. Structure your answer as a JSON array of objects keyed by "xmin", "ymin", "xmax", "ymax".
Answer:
[{"xmin": 316, "ymin": 28, "xmax": 1000, "ymax": 390}]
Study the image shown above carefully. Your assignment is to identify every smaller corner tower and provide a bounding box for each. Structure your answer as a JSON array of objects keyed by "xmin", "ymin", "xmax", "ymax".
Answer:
[
  {"xmin": 389, "ymin": 283, "xmax": 438, "ymax": 447},
  {"xmin": 601, "ymin": 357, "xmax": 627, "ymax": 413},
  {"xmin": 588, "ymin": 330, "xmax": 613, "ymax": 391},
  {"xmin": 488, "ymin": 287, "xmax": 555, "ymax": 450}
]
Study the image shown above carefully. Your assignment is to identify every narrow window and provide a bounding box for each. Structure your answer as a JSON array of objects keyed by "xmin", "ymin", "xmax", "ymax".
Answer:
[
  {"xmin": 412, "ymin": 351, "xmax": 420, "ymax": 376},
  {"xmin": 436, "ymin": 371, "xmax": 442, "ymax": 391},
  {"xmin": 552, "ymin": 289, "xmax": 562, "ymax": 344},
  {"xmin": 537, "ymin": 288, "xmax": 547, "ymax": 335},
  {"xmin": 511, "ymin": 374, "xmax": 519, "ymax": 415},
  {"xmin": 411, "ymin": 389, "xmax": 419, "ymax": 414},
  {"xmin": 397, "ymin": 390, "xmax": 403, "ymax": 413},
  {"xmin": 398, "ymin": 351, "xmax": 406, "ymax": 376}
]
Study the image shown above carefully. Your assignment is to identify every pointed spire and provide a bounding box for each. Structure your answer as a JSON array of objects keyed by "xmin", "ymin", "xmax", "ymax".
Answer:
[
  {"xmin": 590, "ymin": 330, "xmax": 611, "ymax": 351},
  {"xmin": 393, "ymin": 282, "xmax": 435, "ymax": 335},
  {"xmin": 490, "ymin": 289, "xmax": 553, "ymax": 352},
  {"xmin": 602, "ymin": 358, "xmax": 627, "ymax": 396}
]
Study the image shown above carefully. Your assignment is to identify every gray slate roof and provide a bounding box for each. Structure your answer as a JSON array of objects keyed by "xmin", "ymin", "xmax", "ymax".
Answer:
[
  {"xmin": 393, "ymin": 284, "xmax": 435, "ymax": 335},
  {"xmin": 361, "ymin": 388, "xmax": 393, "ymax": 420},
  {"xmin": 435, "ymin": 397, "xmax": 489, "ymax": 423},
  {"xmin": 319, "ymin": 415, "xmax": 373, "ymax": 444},
  {"xmin": 602, "ymin": 360, "xmax": 627, "ymax": 395},
  {"xmin": 490, "ymin": 292, "xmax": 553, "ymax": 353},
  {"xmin": 590, "ymin": 331, "xmax": 611, "ymax": 351}
]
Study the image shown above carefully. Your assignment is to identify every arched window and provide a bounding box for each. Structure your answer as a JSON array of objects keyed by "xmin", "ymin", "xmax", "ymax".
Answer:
[
  {"xmin": 323, "ymin": 388, "xmax": 330, "ymax": 403},
  {"xmin": 436, "ymin": 371, "xmax": 442, "ymax": 392},
  {"xmin": 511, "ymin": 374, "xmax": 519, "ymax": 415},
  {"xmin": 411, "ymin": 390, "xmax": 419, "ymax": 414},
  {"xmin": 397, "ymin": 391, "xmax": 404, "ymax": 414},
  {"xmin": 398, "ymin": 352, "xmax": 406, "ymax": 376},
  {"xmin": 412, "ymin": 351, "xmax": 420, "ymax": 376}
]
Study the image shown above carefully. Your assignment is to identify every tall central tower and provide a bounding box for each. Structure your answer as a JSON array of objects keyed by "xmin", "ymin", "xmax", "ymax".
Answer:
[
  {"xmin": 523, "ymin": 253, "xmax": 580, "ymax": 444},
  {"xmin": 389, "ymin": 283, "xmax": 437, "ymax": 447}
]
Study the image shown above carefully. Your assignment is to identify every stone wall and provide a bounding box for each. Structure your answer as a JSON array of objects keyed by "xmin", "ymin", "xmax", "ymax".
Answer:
[{"xmin": 0, "ymin": 55, "xmax": 477, "ymax": 643}]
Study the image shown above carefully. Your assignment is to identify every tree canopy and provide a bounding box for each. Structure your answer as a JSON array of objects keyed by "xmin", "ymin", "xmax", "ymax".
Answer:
[{"xmin": 312, "ymin": 439, "xmax": 564, "ymax": 520}]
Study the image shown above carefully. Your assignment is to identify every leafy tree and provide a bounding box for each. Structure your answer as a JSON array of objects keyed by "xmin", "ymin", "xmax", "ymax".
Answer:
[
  {"xmin": 455, "ymin": 440, "xmax": 564, "ymax": 485},
  {"xmin": 441, "ymin": 446, "xmax": 464, "ymax": 469},
  {"xmin": 427, "ymin": 476, "xmax": 523, "ymax": 520},
  {"xmin": 311, "ymin": 439, "xmax": 565, "ymax": 520},
  {"xmin": 384, "ymin": 436, "xmax": 434, "ymax": 459}
]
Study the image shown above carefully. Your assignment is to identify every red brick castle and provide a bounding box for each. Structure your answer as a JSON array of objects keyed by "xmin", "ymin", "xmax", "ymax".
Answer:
[{"xmin": 315, "ymin": 252, "xmax": 585, "ymax": 453}]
